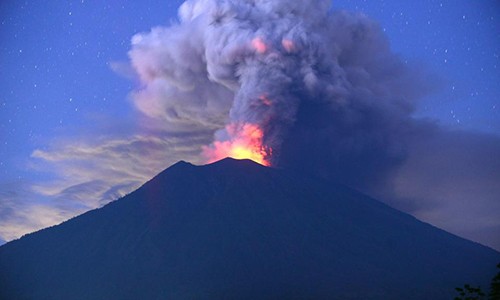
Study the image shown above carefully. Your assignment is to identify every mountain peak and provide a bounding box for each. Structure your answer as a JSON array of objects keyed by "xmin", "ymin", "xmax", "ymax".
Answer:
[
  {"xmin": 1, "ymin": 157, "xmax": 498, "ymax": 299},
  {"xmin": 204, "ymin": 157, "xmax": 268, "ymax": 170},
  {"xmin": 208, "ymin": 156, "xmax": 260, "ymax": 166},
  {"xmin": 164, "ymin": 157, "xmax": 264, "ymax": 174},
  {"xmin": 169, "ymin": 159, "xmax": 194, "ymax": 169}
]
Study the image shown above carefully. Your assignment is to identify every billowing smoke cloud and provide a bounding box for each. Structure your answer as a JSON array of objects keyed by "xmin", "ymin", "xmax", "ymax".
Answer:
[
  {"xmin": 130, "ymin": 0, "xmax": 370, "ymax": 165},
  {"xmin": 128, "ymin": 0, "xmax": 500, "ymax": 250},
  {"xmin": 128, "ymin": 0, "xmax": 436, "ymax": 186}
]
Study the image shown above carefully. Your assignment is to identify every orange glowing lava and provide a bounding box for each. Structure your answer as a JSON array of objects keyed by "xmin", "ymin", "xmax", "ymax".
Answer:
[
  {"xmin": 203, "ymin": 123, "xmax": 272, "ymax": 166},
  {"xmin": 251, "ymin": 37, "xmax": 268, "ymax": 54}
]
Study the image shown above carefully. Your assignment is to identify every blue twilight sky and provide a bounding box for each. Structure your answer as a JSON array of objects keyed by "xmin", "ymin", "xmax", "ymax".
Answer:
[{"xmin": 0, "ymin": 1, "xmax": 499, "ymax": 248}]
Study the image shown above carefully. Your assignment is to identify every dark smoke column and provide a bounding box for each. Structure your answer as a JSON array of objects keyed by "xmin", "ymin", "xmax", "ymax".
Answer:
[
  {"xmin": 129, "ymin": 0, "xmax": 426, "ymax": 174},
  {"xmin": 130, "ymin": 0, "xmax": 342, "ymax": 166},
  {"xmin": 199, "ymin": 0, "xmax": 344, "ymax": 166}
]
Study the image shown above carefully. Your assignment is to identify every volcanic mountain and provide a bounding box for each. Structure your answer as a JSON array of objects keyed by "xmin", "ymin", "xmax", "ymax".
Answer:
[{"xmin": 0, "ymin": 158, "xmax": 498, "ymax": 299}]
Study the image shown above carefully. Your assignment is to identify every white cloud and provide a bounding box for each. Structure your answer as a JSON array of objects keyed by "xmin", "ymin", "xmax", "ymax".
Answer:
[{"xmin": 0, "ymin": 132, "xmax": 212, "ymax": 243}]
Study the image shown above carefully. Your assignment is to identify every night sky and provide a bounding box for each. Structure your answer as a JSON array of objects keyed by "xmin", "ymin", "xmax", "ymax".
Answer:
[{"xmin": 0, "ymin": 1, "xmax": 499, "ymax": 249}]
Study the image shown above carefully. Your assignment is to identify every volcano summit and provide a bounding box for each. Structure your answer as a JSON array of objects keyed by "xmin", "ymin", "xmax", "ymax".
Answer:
[{"xmin": 0, "ymin": 158, "xmax": 498, "ymax": 299}]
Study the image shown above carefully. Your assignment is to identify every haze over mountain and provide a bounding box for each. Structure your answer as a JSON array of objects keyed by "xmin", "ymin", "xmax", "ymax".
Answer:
[{"xmin": 0, "ymin": 158, "xmax": 498, "ymax": 299}]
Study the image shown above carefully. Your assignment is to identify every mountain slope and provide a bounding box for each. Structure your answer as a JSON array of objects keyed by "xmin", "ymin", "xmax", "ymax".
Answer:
[{"xmin": 0, "ymin": 158, "xmax": 498, "ymax": 299}]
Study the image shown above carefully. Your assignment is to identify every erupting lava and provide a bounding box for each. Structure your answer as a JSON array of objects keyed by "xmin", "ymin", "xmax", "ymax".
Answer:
[{"xmin": 203, "ymin": 123, "xmax": 272, "ymax": 166}]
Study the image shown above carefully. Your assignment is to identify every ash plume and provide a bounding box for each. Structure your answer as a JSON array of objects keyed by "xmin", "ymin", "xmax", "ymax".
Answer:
[
  {"xmin": 129, "ymin": 0, "xmax": 434, "ymax": 183},
  {"xmin": 128, "ymin": 0, "xmax": 500, "ymax": 248}
]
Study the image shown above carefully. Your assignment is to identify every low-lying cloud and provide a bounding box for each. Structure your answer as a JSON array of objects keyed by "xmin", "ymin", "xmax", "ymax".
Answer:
[{"xmin": 1, "ymin": 132, "xmax": 208, "ymax": 243}]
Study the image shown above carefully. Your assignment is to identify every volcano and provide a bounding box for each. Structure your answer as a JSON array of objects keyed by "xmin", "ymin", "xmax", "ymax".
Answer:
[{"xmin": 0, "ymin": 158, "xmax": 498, "ymax": 299}]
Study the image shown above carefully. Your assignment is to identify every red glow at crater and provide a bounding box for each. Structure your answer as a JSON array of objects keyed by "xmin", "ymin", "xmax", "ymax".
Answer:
[{"xmin": 203, "ymin": 123, "xmax": 272, "ymax": 166}]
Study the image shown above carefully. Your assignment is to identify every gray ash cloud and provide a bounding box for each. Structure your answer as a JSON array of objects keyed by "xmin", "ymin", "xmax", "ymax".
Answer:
[{"xmin": 125, "ymin": 0, "xmax": 500, "ymax": 249}]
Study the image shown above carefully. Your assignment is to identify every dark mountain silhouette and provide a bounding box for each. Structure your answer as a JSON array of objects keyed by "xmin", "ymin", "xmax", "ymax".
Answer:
[{"xmin": 0, "ymin": 158, "xmax": 498, "ymax": 299}]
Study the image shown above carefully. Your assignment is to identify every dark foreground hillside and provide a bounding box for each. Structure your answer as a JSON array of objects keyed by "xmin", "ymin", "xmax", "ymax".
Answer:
[{"xmin": 0, "ymin": 158, "xmax": 498, "ymax": 299}]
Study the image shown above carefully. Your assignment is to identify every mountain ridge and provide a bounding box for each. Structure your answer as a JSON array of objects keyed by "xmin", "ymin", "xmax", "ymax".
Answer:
[{"xmin": 1, "ymin": 158, "xmax": 498, "ymax": 299}]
